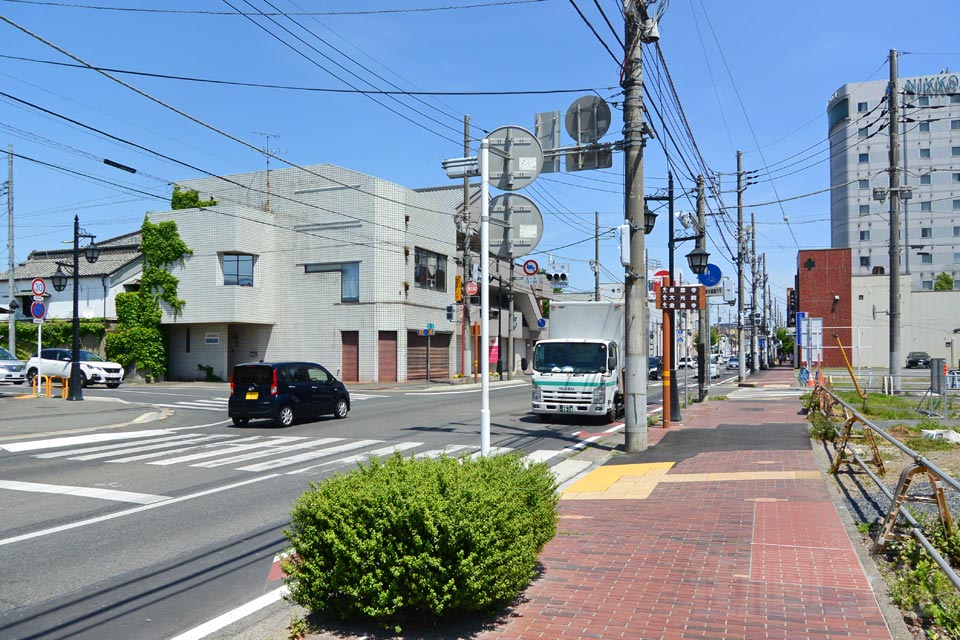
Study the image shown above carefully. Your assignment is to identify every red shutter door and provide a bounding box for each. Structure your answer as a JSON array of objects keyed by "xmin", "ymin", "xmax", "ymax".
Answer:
[
  {"xmin": 429, "ymin": 333, "xmax": 451, "ymax": 379},
  {"xmin": 406, "ymin": 331, "xmax": 427, "ymax": 381},
  {"xmin": 378, "ymin": 331, "xmax": 397, "ymax": 382},
  {"xmin": 341, "ymin": 331, "xmax": 359, "ymax": 382}
]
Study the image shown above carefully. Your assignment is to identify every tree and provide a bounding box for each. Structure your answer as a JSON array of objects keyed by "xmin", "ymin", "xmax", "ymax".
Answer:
[
  {"xmin": 934, "ymin": 272, "xmax": 954, "ymax": 291},
  {"xmin": 106, "ymin": 216, "xmax": 192, "ymax": 379},
  {"xmin": 775, "ymin": 327, "xmax": 794, "ymax": 358},
  {"xmin": 171, "ymin": 186, "xmax": 217, "ymax": 210}
]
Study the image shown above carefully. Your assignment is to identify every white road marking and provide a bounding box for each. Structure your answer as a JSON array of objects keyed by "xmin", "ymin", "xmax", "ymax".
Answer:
[
  {"xmin": 189, "ymin": 438, "xmax": 343, "ymax": 468},
  {"xmin": 0, "ymin": 429, "xmax": 176, "ymax": 452},
  {"xmin": 286, "ymin": 442, "xmax": 422, "ymax": 474},
  {"xmin": 107, "ymin": 436, "xmax": 272, "ymax": 463},
  {"xmin": 0, "ymin": 479, "xmax": 169, "ymax": 504},
  {"xmin": 147, "ymin": 436, "xmax": 312, "ymax": 466},
  {"xmin": 413, "ymin": 444, "xmax": 476, "ymax": 459},
  {"xmin": 238, "ymin": 439, "xmax": 385, "ymax": 472},
  {"xmin": 35, "ymin": 434, "xmax": 215, "ymax": 459},
  {"xmin": 168, "ymin": 586, "xmax": 288, "ymax": 640},
  {"xmin": 71, "ymin": 435, "xmax": 233, "ymax": 461}
]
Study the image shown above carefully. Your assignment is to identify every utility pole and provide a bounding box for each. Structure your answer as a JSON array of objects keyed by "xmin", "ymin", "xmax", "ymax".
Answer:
[
  {"xmin": 696, "ymin": 175, "xmax": 709, "ymax": 401},
  {"xmin": 594, "ymin": 211, "xmax": 601, "ymax": 301},
  {"xmin": 887, "ymin": 49, "xmax": 903, "ymax": 394},
  {"xmin": 6, "ymin": 145, "xmax": 13, "ymax": 354},
  {"xmin": 736, "ymin": 150, "xmax": 746, "ymax": 382},
  {"xmin": 761, "ymin": 253, "xmax": 768, "ymax": 368},
  {"xmin": 462, "ymin": 116, "xmax": 472, "ymax": 379},
  {"xmin": 622, "ymin": 2, "xmax": 648, "ymax": 452},
  {"xmin": 751, "ymin": 212, "xmax": 759, "ymax": 373}
]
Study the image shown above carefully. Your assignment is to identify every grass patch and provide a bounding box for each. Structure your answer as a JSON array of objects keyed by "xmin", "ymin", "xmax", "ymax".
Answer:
[
  {"xmin": 836, "ymin": 391, "xmax": 919, "ymax": 420},
  {"xmin": 708, "ymin": 395, "xmax": 728, "ymax": 401},
  {"xmin": 904, "ymin": 437, "xmax": 958, "ymax": 453}
]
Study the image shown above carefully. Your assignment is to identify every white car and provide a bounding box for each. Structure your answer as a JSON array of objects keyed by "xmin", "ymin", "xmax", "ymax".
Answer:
[
  {"xmin": 677, "ymin": 357, "xmax": 697, "ymax": 369},
  {"xmin": 26, "ymin": 348, "xmax": 124, "ymax": 388}
]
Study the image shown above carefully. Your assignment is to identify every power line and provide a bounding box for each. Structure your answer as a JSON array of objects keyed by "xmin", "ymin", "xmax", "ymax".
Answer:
[{"xmin": 0, "ymin": 0, "xmax": 548, "ymax": 15}]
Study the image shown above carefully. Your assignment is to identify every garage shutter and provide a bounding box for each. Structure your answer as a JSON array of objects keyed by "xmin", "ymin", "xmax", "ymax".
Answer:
[
  {"xmin": 406, "ymin": 331, "xmax": 450, "ymax": 381},
  {"xmin": 378, "ymin": 331, "xmax": 397, "ymax": 382},
  {"xmin": 341, "ymin": 331, "xmax": 359, "ymax": 382}
]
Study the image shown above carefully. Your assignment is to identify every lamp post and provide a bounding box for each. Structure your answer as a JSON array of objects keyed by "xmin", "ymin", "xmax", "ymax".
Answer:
[{"xmin": 50, "ymin": 215, "xmax": 98, "ymax": 401}]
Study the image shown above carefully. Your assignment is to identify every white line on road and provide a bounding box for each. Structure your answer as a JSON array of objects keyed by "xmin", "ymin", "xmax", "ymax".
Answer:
[
  {"xmin": 0, "ymin": 479, "xmax": 169, "ymax": 504},
  {"xmin": 0, "ymin": 429, "xmax": 175, "ymax": 452},
  {"xmin": 168, "ymin": 586, "xmax": 289, "ymax": 640}
]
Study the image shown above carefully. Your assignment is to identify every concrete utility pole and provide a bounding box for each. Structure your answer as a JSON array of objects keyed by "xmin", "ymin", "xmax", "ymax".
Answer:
[
  {"xmin": 736, "ymin": 150, "xmax": 746, "ymax": 382},
  {"xmin": 594, "ymin": 211, "xmax": 601, "ymax": 301},
  {"xmin": 622, "ymin": 2, "xmax": 648, "ymax": 453},
  {"xmin": 761, "ymin": 253, "xmax": 768, "ymax": 367},
  {"xmin": 751, "ymin": 212, "xmax": 759, "ymax": 373},
  {"xmin": 887, "ymin": 49, "xmax": 903, "ymax": 394},
  {"xmin": 696, "ymin": 175, "xmax": 709, "ymax": 401},
  {"xmin": 462, "ymin": 116, "xmax": 472, "ymax": 378},
  {"xmin": 6, "ymin": 145, "xmax": 13, "ymax": 354}
]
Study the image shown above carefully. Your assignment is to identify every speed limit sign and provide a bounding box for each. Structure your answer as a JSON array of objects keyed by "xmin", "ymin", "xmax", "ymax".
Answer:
[
  {"xmin": 31, "ymin": 278, "xmax": 46, "ymax": 297},
  {"xmin": 522, "ymin": 259, "xmax": 539, "ymax": 276}
]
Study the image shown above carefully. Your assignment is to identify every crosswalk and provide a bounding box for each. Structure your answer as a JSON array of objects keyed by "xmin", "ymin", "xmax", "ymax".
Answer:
[
  {"xmin": 727, "ymin": 385, "xmax": 805, "ymax": 400},
  {"xmin": 1, "ymin": 430, "xmax": 585, "ymax": 484},
  {"xmin": 152, "ymin": 392, "xmax": 385, "ymax": 412}
]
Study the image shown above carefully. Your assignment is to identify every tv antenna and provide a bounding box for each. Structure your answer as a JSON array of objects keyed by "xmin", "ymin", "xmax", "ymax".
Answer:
[{"xmin": 253, "ymin": 132, "xmax": 279, "ymax": 212}]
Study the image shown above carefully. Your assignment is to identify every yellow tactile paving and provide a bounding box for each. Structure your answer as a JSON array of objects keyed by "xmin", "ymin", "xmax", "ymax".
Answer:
[{"xmin": 561, "ymin": 464, "xmax": 822, "ymax": 500}]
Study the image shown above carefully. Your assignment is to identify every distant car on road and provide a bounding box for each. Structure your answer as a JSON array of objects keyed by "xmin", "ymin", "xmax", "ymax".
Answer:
[
  {"xmin": 25, "ymin": 348, "xmax": 123, "ymax": 388},
  {"xmin": 677, "ymin": 356, "xmax": 697, "ymax": 369},
  {"xmin": 906, "ymin": 351, "xmax": 931, "ymax": 368},
  {"xmin": 0, "ymin": 347, "xmax": 25, "ymax": 385},
  {"xmin": 228, "ymin": 361, "xmax": 350, "ymax": 427},
  {"xmin": 726, "ymin": 356, "xmax": 740, "ymax": 370},
  {"xmin": 648, "ymin": 356, "xmax": 663, "ymax": 380}
]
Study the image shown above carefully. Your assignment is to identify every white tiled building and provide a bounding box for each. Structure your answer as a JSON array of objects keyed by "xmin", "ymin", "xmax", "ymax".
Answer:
[
  {"xmin": 828, "ymin": 70, "xmax": 960, "ymax": 290},
  {"xmin": 150, "ymin": 164, "xmax": 546, "ymax": 383}
]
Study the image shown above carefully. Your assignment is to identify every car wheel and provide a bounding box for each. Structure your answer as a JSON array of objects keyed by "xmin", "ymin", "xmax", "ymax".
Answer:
[
  {"xmin": 106, "ymin": 383, "xmax": 120, "ymax": 389},
  {"xmin": 277, "ymin": 405, "xmax": 295, "ymax": 427},
  {"xmin": 78, "ymin": 372, "xmax": 88, "ymax": 388},
  {"xmin": 334, "ymin": 398, "xmax": 349, "ymax": 419},
  {"xmin": 26, "ymin": 369, "xmax": 37, "ymax": 387},
  {"xmin": 232, "ymin": 417, "xmax": 249, "ymax": 427}
]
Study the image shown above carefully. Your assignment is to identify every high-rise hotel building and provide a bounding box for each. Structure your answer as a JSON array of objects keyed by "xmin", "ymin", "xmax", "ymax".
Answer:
[{"xmin": 828, "ymin": 71, "xmax": 960, "ymax": 290}]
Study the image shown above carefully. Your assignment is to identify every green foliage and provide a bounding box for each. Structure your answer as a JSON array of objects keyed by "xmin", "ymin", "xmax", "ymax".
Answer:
[
  {"xmin": 541, "ymin": 298, "xmax": 550, "ymax": 318},
  {"xmin": 283, "ymin": 452, "xmax": 558, "ymax": 629},
  {"xmin": 775, "ymin": 327, "xmax": 794, "ymax": 356},
  {"xmin": 105, "ymin": 216, "xmax": 192, "ymax": 378},
  {"xmin": 905, "ymin": 437, "xmax": 957, "ymax": 453},
  {"xmin": 837, "ymin": 390, "xmax": 917, "ymax": 419},
  {"xmin": 197, "ymin": 364, "xmax": 223, "ymax": 382},
  {"xmin": 935, "ymin": 272, "xmax": 955, "ymax": 292},
  {"xmin": 889, "ymin": 518, "xmax": 960, "ymax": 635},
  {"xmin": 0, "ymin": 320, "xmax": 106, "ymax": 359},
  {"xmin": 170, "ymin": 185, "xmax": 217, "ymax": 210},
  {"xmin": 808, "ymin": 411, "xmax": 837, "ymax": 441},
  {"xmin": 856, "ymin": 521, "xmax": 872, "ymax": 535}
]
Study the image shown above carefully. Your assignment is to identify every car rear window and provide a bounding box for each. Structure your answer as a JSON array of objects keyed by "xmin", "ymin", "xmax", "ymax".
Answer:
[{"xmin": 233, "ymin": 365, "xmax": 274, "ymax": 385}]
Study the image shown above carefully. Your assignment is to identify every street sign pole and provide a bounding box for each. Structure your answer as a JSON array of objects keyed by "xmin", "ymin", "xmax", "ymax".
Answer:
[{"xmin": 479, "ymin": 140, "xmax": 491, "ymax": 456}]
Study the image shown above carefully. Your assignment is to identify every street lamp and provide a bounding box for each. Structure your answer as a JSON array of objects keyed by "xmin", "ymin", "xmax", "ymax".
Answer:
[{"xmin": 50, "ymin": 215, "xmax": 98, "ymax": 401}]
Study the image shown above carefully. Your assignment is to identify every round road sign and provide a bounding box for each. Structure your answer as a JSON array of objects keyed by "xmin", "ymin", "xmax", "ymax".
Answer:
[
  {"xmin": 697, "ymin": 263, "xmax": 722, "ymax": 287},
  {"xmin": 30, "ymin": 300, "xmax": 46, "ymax": 320},
  {"xmin": 31, "ymin": 278, "xmax": 46, "ymax": 296},
  {"xmin": 465, "ymin": 280, "xmax": 479, "ymax": 296},
  {"xmin": 486, "ymin": 126, "xmax": 543, "ymax": 192},
  {"xmin": 522, "ymin": 259, "xmax": 539, "ymax": 276}
]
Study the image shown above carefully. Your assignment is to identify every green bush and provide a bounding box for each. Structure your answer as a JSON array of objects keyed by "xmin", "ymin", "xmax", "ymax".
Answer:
[
  {"xmin": 889, "ymin": 520, "xmax": 960, "ymax": 635},
  {"xmin": 283, "ymin": 452, "xmax": 558, "ymax": 629}
]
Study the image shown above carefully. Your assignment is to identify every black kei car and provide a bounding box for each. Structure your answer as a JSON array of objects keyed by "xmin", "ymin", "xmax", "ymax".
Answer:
[
  {"xmin": 906, "ymin": 351, "xmax": 932, "ymax": 368},
  {"xmin": 228, "ymin": 361, "xmax": 350, "ymax": 427}
]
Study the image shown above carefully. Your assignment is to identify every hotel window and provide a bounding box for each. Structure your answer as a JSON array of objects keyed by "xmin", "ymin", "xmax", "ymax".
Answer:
[
  {"xmin": 857, "ymin": 101, "xmax": 868, "ymax": 112},
  {"xmin": 953, "ymin": 120, "xmax": 960, "ymax": 130},
  {"xmin": 304, "ymin": 262, "xmax": 361, "ymax": 302},
  {"xmin": 858, "ymin": 179, "xmax": 869, "ymax": 189},
  {"xmin": 222, "ymin": 253, "xmax": 254, "ymax": 286},
  {"xmin": 922, "ymin": 227, "xmax": 933, "ymax": 238},
  {"xmin": 921, "ymin": 201, "xmax": 932, "ymax": 212},
  {"xmin": 920, "ymin": 148, "xmax": 931, "ymax": 159},
  {"xmin": 920, "ymin": 174, "xmax": 932, "ymax": 185},
  {"xmin": 919, "ymin": 121, "xmax": 931, "ymax": 133},
  {"xmin": 920, "ymin": 253, "xmax": 933, "ymax": 265},
  {"xmin": 859, "ymin": 204, "xmax": 870, "ymax": 215},
  {"xmin": 858, "ymin": 152, "xmax": 869, "ymax": 163},
  {"xmin": 922, "ymin": 280, "xmax": 934, "ymax": 291},
  {"xmin": 859, "ymin": 256, "xmax": 870, "ymax": 267},
  {"xmin": 414, "ymin": 247, "xmax": 447, "ymax": 292},
  {"xmin": 918, "ymin": 96, "xmax": 930, "ymax": 106},
  {"xmin": 857, "ymin": 127, "xmax": 868, "ymax": 138},
  {"xmin": 859, "ymin": 230, "xmax": 870, "ymax": 241}
]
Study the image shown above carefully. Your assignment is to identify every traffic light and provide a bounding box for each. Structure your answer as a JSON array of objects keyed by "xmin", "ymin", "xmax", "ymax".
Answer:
[
  {"xmin": 545, "ymin": 271, "xmax": 568, "ymax": 284},
  {"xmin": 446, "ymin": 304, "xmax": 455, "ymax": 321}
]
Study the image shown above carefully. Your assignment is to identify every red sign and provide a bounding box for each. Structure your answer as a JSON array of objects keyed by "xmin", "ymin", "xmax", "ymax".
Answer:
[
  {"xmin": 465, "ymin": 280, "xmax": 479, "ymax": 296},
  {"xmin": 652, "ymin": 269, "xmax": 671, "ymax": 295}
]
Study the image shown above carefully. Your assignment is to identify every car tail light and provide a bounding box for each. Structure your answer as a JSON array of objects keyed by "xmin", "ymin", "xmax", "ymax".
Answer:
[
  {"xmin": 271, "ymin": 368, "xmax": 278, "ymax": 396},
  {"xmin": 229, "ymin": 370, "xmax": 235, "ymax": 396}
]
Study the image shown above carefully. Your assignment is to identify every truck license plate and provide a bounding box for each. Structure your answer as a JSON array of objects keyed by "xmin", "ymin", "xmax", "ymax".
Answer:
[
  {"xmin": 245, "ymin": 391, "xmax": 258, "ymax": 400},
  {"xmin": 558, "ymin": 405, "xmax": 574, "ymax": 413}
]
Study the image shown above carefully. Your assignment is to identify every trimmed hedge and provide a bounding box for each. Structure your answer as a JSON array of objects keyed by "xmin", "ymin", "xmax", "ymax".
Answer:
[{"xmin": 282, "ymin": 452, "xmax": 559, "ymax": 627}]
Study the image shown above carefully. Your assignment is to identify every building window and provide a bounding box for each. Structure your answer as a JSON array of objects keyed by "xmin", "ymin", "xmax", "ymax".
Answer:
[
  {"xmin": 953, "ymin": 172, "xmax": 960, "ymax": 183},
  {"xmin": 857, "ymin": 101, "xmax": 869, "ymax": 112},
  {"xmin": 954, "ymin": 279, "xmax": 960, "ymax": 290},
  {"xmin": 920, "ymin": 174, "xmax": 932, "ymax": 185},
  {"xmin": 921, "ymin": 201, "xmax": 932, "ymax": 212},
  {"xmin": 222, "ymin": 254, "xmax": 254, "ymax": 286},
  {"xmin": 918, "ymin": 96, "xmax": 930, "ymax": 107},
  {"xmin": 920, "ymin": 121, "xmax": 931, "ymax": 133},
  {"xmin": 859, "ymin": 230, "xmax": 870, "ymax": 241},
  {"xmin": 954, "ymin": 252, "xmax": 960, "ymax": 262},
  {"xmin": 304, "ymin": 262, "xmax": 360, "ymax": 302},
  {"xmin": 953, "ymin": 95, "xmax": 960, "ymax": 104},
  {"xmin": 414, "ymin": 247, "xmax": 447, "ymax": 292},
  {"xmin": 953, "ymin": 147, "xmax": 960, "ymax": 157},
  {"xmin": 922, "ymin": 227, "xmax": 933, "ymax": 238},
  {"xmin": 954, "ymin": 200, "xmax": 960, "ymax": 211},
  {"xmin": 921, "ymin": 253, "xmax": 933, "ymax": 265},
  {"xmin": 952, "ymin": 119, "xmax": 960, "ymax": 130},
  {"xmin": 955, "ymin": 226, "xmax": 960, "ymax": 236},
  {"xmin": 186, "ymin": 327, "xmax": 191, "ymax": 353},
  {"xmin": 922, "ymin": 280, "xmax": 934, "ymax": 291},
  {"xmin": 858, "ymin": 127, "xmax": 868, "ymax": 138},
  {"xmin": 920, "ymin": 148, "xmax": 931, "ymax": 159},
  {"xmin": 858, "ymin": 152, "xmax": 869, "ymax": 163},
  {"xmin": 859, "ymin": 204, "xmax": 870, "ymax": 215},
  {"xmin": 858, "ymin": 179, "xmax": 869, "ymax": 189},
  {"xmin": 859, "ymin": 256, "xmax": 871, "ymax": 267}
]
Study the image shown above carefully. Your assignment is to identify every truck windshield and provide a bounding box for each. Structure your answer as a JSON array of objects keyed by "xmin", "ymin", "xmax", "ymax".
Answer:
[{"xmin": 533, "ymin": 342, "xmax": 608, "ymax": 373}]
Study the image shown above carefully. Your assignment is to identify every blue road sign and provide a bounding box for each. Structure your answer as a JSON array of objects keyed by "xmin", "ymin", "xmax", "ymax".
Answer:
[
  {"xmin": 697, "ymin": 263, "xmax": 722, "ymax": 287},
  {"xmin": 537, "ymin": 318, "xmax": 547, "ymax": 328},
  {"xmin": 30, "ymin": 301, "xmax": 46, "ymax": 320}
]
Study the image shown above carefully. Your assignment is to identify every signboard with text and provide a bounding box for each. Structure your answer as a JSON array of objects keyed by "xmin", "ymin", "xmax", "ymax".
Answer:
[{"xmin": 656, "ymin": 285, "xmax": 706, "ymax": 310}]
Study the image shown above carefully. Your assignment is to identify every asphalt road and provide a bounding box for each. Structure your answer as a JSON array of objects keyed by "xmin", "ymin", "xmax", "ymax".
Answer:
[{"xmin": 0, "ymin": 379, "xmax": 668, "ymax": 640}]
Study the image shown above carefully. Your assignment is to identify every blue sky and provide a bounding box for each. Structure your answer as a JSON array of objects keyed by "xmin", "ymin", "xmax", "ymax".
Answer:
[{"xmin": 2, "ymin": 0, "xmax": 960, "ymax": 315}]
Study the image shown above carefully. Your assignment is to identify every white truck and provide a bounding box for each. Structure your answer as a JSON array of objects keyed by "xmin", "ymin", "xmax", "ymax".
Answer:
[{"xmin": 531, "ymin": 301, "xmax": 624, "ymax": 422}]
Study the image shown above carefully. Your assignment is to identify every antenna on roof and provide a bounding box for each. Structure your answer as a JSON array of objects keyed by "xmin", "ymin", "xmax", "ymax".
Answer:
[{"xmin": 253, "ymin": 132, "xmax": 279, "ymax": 213}]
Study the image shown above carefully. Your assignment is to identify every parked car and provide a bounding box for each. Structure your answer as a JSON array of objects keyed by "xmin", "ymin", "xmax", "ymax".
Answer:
[
  {"xmin": 25, "ymin": 348, "xmax": 124, "ymax": 388},
  {"xmin": 648, "ymin": 356, "xmax": 663, "ymax": 380},
  {"xmin": 0, "ymin": 347, "xmax": 26, "ymax": 384},
  {"xmin": 228, "ymin": 361, "xmax": 350, "ymax": 427},
  {"xmin": 726, "ymin": 356, "xmax": 739, "ymax": 370},
  {"xmin": 677, "ymin": 356, "xmax": 697, "ymax": 369},
  {"xmin": 906, "ymin": 351, "xmax": 931, "ymax": 368},
  {"xmin": 707, "ymin": 354, "xmax": 721, "ymax": 378}
]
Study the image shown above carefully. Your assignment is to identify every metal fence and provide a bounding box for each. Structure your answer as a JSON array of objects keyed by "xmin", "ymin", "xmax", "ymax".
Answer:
[{"xmin": 809, "ymin": 382, "xmax": 960, "ymax": 591}]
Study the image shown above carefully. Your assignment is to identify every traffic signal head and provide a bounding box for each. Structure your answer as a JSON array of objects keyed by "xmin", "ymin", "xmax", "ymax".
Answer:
[{"xmin": 446, "ymin": 304, "xmax": 455, "ymax": 321}]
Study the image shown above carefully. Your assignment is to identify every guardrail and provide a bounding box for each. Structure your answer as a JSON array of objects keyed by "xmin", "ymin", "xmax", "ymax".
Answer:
[{"xmin": 809, "ymin": 381, "xmax": 960, "ymax": 591}]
